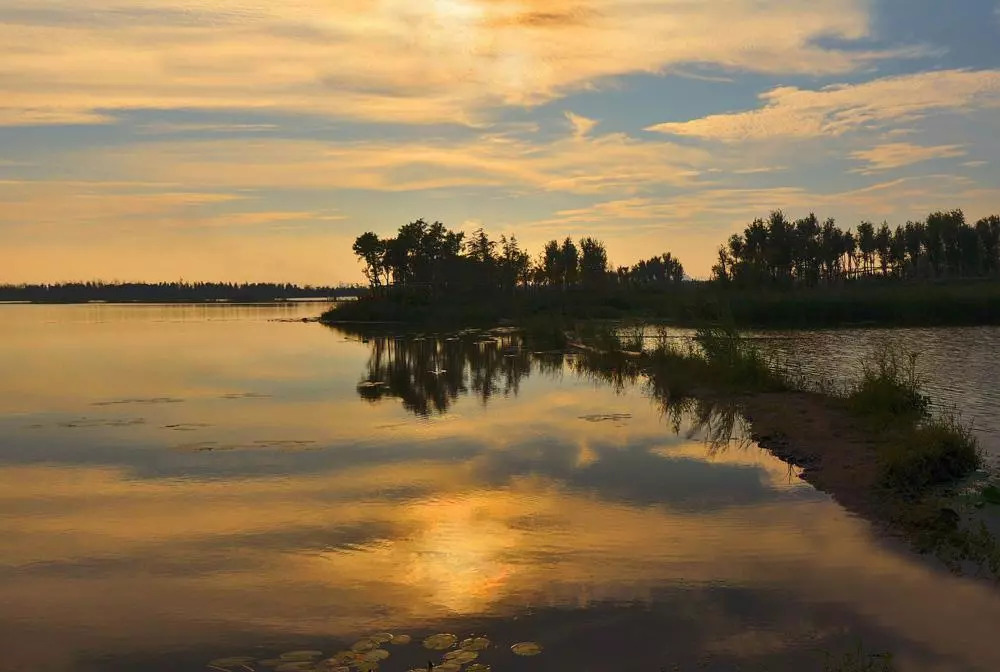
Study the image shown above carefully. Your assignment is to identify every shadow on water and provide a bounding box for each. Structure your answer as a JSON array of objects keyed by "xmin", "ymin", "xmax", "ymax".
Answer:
[{"xmin": 347, "ymin": 328, "xmax": 751, "ymax": 458}]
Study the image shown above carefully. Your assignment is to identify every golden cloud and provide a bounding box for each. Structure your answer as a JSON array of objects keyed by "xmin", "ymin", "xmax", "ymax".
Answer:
[
  {"xmin": 0, "ymin": 0, "xmax": 908, "ymax": 126},
  {"xmin": 647, "ymin": 69, "xmax": 1000, "ymax": 141}
]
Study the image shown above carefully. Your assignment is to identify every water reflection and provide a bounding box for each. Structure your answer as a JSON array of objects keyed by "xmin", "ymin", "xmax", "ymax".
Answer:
[
  {"xmin": 3, "ymin": 307, "xmax": 1000, "ymax": 672},
  {"xmin": 355, "ymin": 330, "xmax": 531, "ymax": 416},
  {"xmin": 354, "ymin": 331, "xmax": 751, "ymax": 458}
]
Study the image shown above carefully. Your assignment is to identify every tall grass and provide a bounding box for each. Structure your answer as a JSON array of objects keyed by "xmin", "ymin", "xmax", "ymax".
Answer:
[
  {"xmin": 847, "ymin": 342, "xmax": 929, "ymax": 420},
  {"xmin": 879, "ymin": 412, "xmax": 982, "ymax": 494},
  {"xmin": 693, "ymin": 325, "xmax": 787, "ymax": 391}
]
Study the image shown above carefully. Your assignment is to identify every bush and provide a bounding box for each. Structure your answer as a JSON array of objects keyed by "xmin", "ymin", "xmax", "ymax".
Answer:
[
  {"xmin": 848, "ymin": 343, "xmax": 929, "ymax": 420},
  {"xmin": 694, "ymin": 325, "xmax": 786, "ymax": 391},
  {"xmin": 879, "ymin": 413, "xmax": 982, "ymax": 493}
]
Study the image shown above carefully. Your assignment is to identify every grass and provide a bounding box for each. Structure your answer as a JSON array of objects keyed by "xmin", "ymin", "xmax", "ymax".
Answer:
[
  {"xmin": 693, "ymin": 326, "xmax": 788, "ymax": 391},
  {"xmin": 846, "ymin": 342, "xmax": 929, "ymax": 421},
  {"xmin": 879, "ymin": 413, "xmax": 982, "ymax": 494}
]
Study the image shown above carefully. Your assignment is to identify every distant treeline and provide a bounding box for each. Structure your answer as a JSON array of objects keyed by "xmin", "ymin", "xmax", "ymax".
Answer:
[
  {"xmin": 714, "ymin": 209, "xmax": 1000, "ymax": 287},
  {"xmin": 0, "ymin": 281, "xmax": 367, "ymax": 304},
  {"xmin": 350, "ymin": 209, "xmax": 1000, "ymax": 298}
]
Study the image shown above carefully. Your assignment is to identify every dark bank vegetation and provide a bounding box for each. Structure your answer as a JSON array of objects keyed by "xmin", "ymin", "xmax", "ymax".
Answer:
[
  {"xmin": 552, "ymin": 321, "xmax": 997, "ymax": 576},
  {"xmin": 0, "ymin": 281, "xmax": 366, "ymax": 304},
  {"xmin": 326, "ymin": 208, "xmax": 1000, "ymax": 328}
]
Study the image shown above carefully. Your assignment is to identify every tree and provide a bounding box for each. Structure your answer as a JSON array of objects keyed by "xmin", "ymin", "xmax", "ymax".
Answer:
[
  {"xmin": 874, "ymin": 222, "xmax": 892, "ymax": 276},
  {"xmin": 579, "ymin": 237, "xmax": 609, "ymax": 289},
  {"xmin": 561, "ymin": 238, "xmax": 580, "ymax": 287},
  {"xmin": 352, "ymin": 232, "xmax": 388, "ymax": 290}
]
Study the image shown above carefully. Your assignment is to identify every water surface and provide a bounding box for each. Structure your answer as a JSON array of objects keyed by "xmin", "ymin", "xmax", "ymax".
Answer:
[{"xmin": 2, "ymin": 305, "xmax": 1000, "ymax": 672}]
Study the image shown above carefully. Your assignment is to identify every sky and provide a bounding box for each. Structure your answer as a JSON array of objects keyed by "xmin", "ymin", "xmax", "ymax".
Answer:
[{"xmin": 1, "ymin": 0, "xmax": 999, "ymax": 284}]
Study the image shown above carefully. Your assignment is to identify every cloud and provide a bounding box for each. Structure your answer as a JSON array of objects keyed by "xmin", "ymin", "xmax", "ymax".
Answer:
[
  {"xmin": 849, "ymin": 142, "xmax": 966, "ymax": 173},
  {"xmin": 565, "ymin": 111, "xmax": 598, "ymax": 138},
  {"xmin": 647, "ymin": 70, "xmax": 1000, "ymax": 141},
  {"xmin": 51, "ymin": 130, "xmax": 711, "ymax": 195},
  {"xmin": 0, "ymin": 0, "xmax": 918, "ymax": 126}
]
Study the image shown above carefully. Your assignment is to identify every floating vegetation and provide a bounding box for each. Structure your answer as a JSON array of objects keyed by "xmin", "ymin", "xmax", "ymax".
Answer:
[
  {"xmin": 363, "ymin": 649, "xmax": 390, "ymax": 662},
  {"xmin": 281, "ymin": 651, "xmax": 323, "ymax": 661},
  {"xmin": 214, "ymin": 629, "xmax": 541, "ymax": 672},
  {"xmin": 459, "ymin": 637, "xmax": 490, "ymax": 651},
  {"xmin": 443, "ymin": 650, "xmax": 477, "ymax": 664},
  {"xmin": 423, "ymin": 634, "xmax": 458, "ymax": 651},
  {"xmin": 578, "ymin": 413, "xmax": 632, "ymax": 423},
  {"xmin": 327, "ymin": 651, "xmax": 361, "ymax": 665},
  {"xmin": 275, "ymin": 663, "xmax": 314, "ymax": 672},
  {"xmin": 55, "ymin": 417, "xmax": 146, "ymax": 428},
  {"xmin": 511, "ymin": 642, "xmax": 542, "ymax": 656},
  {"xmin": 92, "ymin": 397, "xmax": 184, "ymax": 406},
  {"xmin": 210, "ymin": 657, "xmax": 256, "ymax": 668},
  {"xmin": 163, "ymin": 422, "xmax": 211, "ymax": 431}
]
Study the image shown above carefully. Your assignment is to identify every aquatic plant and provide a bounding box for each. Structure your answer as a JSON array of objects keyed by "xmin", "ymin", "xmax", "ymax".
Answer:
[
  {"xmin": 847, "ymin": 342, "xmax": 929, "ymax": 421},
  {"xmin": 692, "ymin": 325, "xmax": 786, "ymax": 391}
]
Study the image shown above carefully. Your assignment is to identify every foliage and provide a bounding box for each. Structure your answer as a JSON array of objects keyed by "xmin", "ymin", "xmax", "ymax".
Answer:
[
  {"xmin": 693, "ymin": 326, "xmax": 787, "ymax": 391},
  {"xmin": 847, "ymin": 343, "xmax": 929, "ymax": 421},
  {"xmin": 713, "ymin": 209, "xmax": 1000, "ymax": 287},
  {"xmin": 823, "ymin": 645, "xmax": 894, "ymax": 672},
  {"xmin": 0, "ymin": 281, "xmax": 361, "ymax": 303},
  {"xmin": 879, "ymin": 413, "xmax": 982, "ymax": 493}
]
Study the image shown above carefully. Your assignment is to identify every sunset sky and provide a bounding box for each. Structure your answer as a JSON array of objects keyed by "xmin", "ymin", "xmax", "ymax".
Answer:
[{"xmin": 2, "ymin": 0, "xmax": 1000, "ymax": 284}]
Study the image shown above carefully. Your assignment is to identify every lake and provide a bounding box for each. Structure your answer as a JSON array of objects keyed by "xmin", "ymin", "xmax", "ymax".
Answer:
[{"xmin": 2, "ymin": 304, "xmax": 1000, "ymax": 672}]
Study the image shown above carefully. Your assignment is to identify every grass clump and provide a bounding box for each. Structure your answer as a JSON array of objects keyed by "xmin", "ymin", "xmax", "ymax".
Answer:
[
  {"xmin": 879, "ymin": 413, "xmax": 982, "ymax": 494},
  {"xmin": 693, "ymin": 325, "xmax": 787, "ymax": 391},
  {"xmin": 847, "ymin": 343, "xmax": 929, "ymax": 421}
]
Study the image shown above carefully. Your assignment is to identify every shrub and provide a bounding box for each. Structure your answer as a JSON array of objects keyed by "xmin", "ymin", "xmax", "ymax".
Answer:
[
  {"xmin": 879, "ymin": 413, "xmax": 982, "ymax": 493},
  {"xmin": 848, "ymin": 343, "xmax": 929, "ymax": 420},
  {"xmin": 694, "ymin": 325, "xmax": 786, "ymax": 390}
]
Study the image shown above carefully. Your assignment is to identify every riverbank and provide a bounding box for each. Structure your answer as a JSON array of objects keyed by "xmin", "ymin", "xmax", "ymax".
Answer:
[
  {"xmin": 322, "ymin": 279, "xmax": 1000, "ymax": 330},
  {"xmin": 561, "ymin": 327, "xmax": 1000, "ymax": 577}
]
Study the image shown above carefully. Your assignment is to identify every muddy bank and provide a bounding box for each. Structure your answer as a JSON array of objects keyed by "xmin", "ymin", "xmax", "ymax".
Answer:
[{"xmin": 739, "ymin": 391, "xmax": 886, "ymax": 520}]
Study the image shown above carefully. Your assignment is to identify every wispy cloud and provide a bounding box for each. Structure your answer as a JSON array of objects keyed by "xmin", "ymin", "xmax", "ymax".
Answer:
[
  {"xmin": 0, "ymin": 0, "xmax": 918, "ymax": 126},
  {"xmin": 647, "ymin": 70, "xmax": 1000, "ymax": 141},
  {"xmin": 849, "ymin": 142, "xmax": 966, "ymax": 174}
]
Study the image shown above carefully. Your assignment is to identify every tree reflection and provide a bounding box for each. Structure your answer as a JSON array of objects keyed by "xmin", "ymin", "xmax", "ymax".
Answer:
[
  {"xmin": 353, "ymin": 329, "xmax": 533, "ymax": 416},
  {"xmin": 349, "ymin": 328, "xmax": 751, "ymax": 454}
]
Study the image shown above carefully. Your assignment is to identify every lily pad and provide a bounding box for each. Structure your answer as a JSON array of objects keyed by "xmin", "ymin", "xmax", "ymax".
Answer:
[
  {"xmin": 423, "ymin": 634, "xmax": 458, "ymax": 650},
  {"xmin": 352, "ymin": 662, "xmax": 379, "ymax": 672},
  {"xmin": 327, "ymin": 652, "xmax": 361, "ymax": 665},
  {"xmin": 210, "ymin": 657, "xmax": 256, "ymax": 668},
  {"xmin": 276, "ymin": 663, "xmax": 315, "ymax": 672},
  {"xmin": 370, "ymin": 633, "xmax": 393, "ymax": 645},
  {"xmin": 363, "ymin": 650, "xmax": 390, "ymax": 662},
  {"xmin": 391, "ymin": 635, "xmax": 412, "ymax": 645},
  {"xmin": 283, "ymin": 651, "xmax": 323, "ymax": 661},
  {"xmin": 443, "ymin": 650, "xmax": 477, "ymax": 664},
  {"xmin": 435, "ymin": 663, "xmax": 461, "ymax": 672},
  {"xmin": 466, "ymin": 665, "xmax": 491, "ymax": 672},
  {"xmin": 459, "ymin": 637, "xmax": 490, "ymax": 652},
  {"xmin": 352, "ymin": 640, "xmax": 378, "ymax": 653},
  {"xmin": 511, "ymin": 642, "xmax": 543, "ymax": 656},
  {"xmin": 259, "ymin": 660, "xmax": 287, "ymax": 667}
]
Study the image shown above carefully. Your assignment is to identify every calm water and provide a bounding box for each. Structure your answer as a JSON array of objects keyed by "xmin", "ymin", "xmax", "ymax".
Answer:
[{"xmin": 2, "ymin": 304, "xmax": 1000, "ymax": 672}]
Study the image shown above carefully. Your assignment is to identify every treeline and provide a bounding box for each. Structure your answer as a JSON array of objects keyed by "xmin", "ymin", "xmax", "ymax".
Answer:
[
  {"xmin": 352, "ymin": 219, "xmax": 684, "ymax": 297},
  {"xmin": 0, "ymin": 281, "xmax": 365, "ymax": 303},
  {"xmin": 714, "ymin": 209, "xmax": 1000, "ymax": 287}
]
